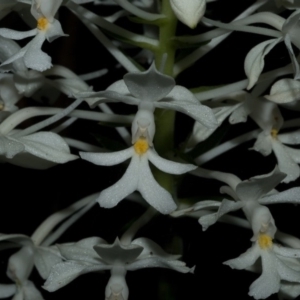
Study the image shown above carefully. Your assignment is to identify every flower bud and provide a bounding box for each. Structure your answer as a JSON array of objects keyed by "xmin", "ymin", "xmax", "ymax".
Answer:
[{"xmin": 170, "ymin": 0, "xmax": 206, "ymax": 29}]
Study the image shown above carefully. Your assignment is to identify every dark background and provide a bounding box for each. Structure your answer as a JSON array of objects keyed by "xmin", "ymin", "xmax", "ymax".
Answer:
[{"xmin": 0, "ymin": 1, "xmax": 300, "ymax": 299}]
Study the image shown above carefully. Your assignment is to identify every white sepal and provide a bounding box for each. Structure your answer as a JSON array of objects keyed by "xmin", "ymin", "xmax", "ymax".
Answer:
[
  {"xmin": 244, "ymin": 38, "xmax": 282, "ymax": 90},
  {"xmin": 265, "ymin": 78, "xmax": 300, "ymax": 103},
  {"xmin": 170, "ymin": 0, "xmax": 206, "ymax": 28}
]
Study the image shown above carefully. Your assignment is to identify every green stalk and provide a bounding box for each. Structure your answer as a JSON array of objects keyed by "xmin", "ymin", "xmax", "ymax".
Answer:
[{"xmin": 153, "ymin": 0, "xmax": 177, "ymax": 193}]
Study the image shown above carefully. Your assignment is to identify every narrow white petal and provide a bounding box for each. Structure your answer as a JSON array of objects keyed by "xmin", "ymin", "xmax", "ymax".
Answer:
[
  {"xmin": 80, "ymin": 147, "xmax": 133, "ymax": 166},
  {"xmin": 138, "ymin": 155, "xmax": 177, "ymax": 214},
  {"xmin": 235, "ymin": 166, "xmax": 286, "ymax": 202},
  {"xmin": 245, "ymin": 38, "xmax": 282, "ymax": 90},
  {"xmin": 127, "ymin": 257, "xmax": 192, "ymax": 273},
  {"xmin": 284, "ymin": 35, "xmax": 300, "ymax": 79},
  {"xmin": 156, "ymin": 100, "xmax": 217, "ymax": 129},
  {"xmin": 132, "ymin": 238, "xmax": 179, "ymax": 259},
  {"xmin": 0, "ymin": 284, "xmax": 16, "ymax": 298},
  {"xmin": 188, "ymin": 104, "xmax": 240, "ymax": 147},
  {"xmin": 260, "ymin": 187, "xmax": 300, "ymax": 204},
  {"xmin": 98, "ymin": 155, "xmax": 139, "ymax": 208},
  {"xmin": 272, "ymin": 140, "xmax": 300, "ymax": 183},
  {"xmin": 200, "ymin": 199, "xmax": 243, "ymax": 230},
  {"xmin": 0, "ymin": 28, "xmax": 37, "ymax": 40},
  {"xmin": 265, "ymin": 79, "xmax": 300, "ymax": 103},
  {"xmin": 148, "ymin": 149, "xmax": 196, "ymax": 175}
]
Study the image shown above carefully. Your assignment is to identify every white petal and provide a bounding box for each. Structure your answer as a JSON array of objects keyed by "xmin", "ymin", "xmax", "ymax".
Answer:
[
  {"xmin": 224, "ymin": 244, "xmax": 260, "ymax": 270},
  {"xmin": 245, "ymin": 38, "xmax": 282, "ymax": 90},
  {"xmin": 235, "ymin": 166, "xmax": 286, "ymax": 202},
  {"xmin": 285, "ymin": 146, "xmax": 300, "ymax": 163},
  {"xmin": 45, "ymin": 19, "xmax": 67, "ymax": 43},
  {"xmin": 0, "ymin": 36, "xmax": 27, "ymax": 72},
  {"xmin": 97, "ymin": 155, "xmax": 139, "ymax": 208},
  {"xmin": 19, "ymin": 132, "xmax": 78, "ymax": 164},
  {"xmin": 266, "ymin": 78, "xmax": 300, "ymax": 103},
  {"xmin": 273, "ymin": 244, "xmax": 300, "ymax": 258},
  {"xmin": 170, "ymin": 0, "xmax": 206, "ymax": 28},
  {"xmin": 188, "ymin": 104, "xmax": 241, "ymax": 147},
  {"xmin": 13, "ymin": 70, "xmax": 45, "ymax": 98},
  {"xmin": 260, "ymin": 187, "xmax": 300, "ymax": 204},
  {"xmin": 199, "ymin": 199, "xmax": 243, "ymax": 230},
  {"xmin": 127, "ymin": 257, "xmax": 192, "ymax": 273},
  {"xmin": 0, "ymin": 136, "xmax": 25, "ymax": 158},
  {"xmin": 43, "ymin": 261, "xmax": 110, "ymax": 292},
  {"xmin": 156, "ymin": 86, "xmax": 217, "ymax": 128},
  {"xmin": 0, "ymin": 28, "xmax": 37, "ymax": 40},
  {"xmin": 147, "ymin": 149, "xmax": 196, "ymax": 175},
  {"xmin": 22, "ymin": 280, "xmax": 44, "ymax": 300},
  {"xmin": 171, "ymin": 200, "xmax": 221, "ymax": 217},
  {"xmin": 80, "ymin": 147, "xmax": 133, "ymax": 166},
  {"xmin": 229, "ymin": 103, "xmax": 251, "ymax": 124},
  {"xmin": 284, "ymin": 35, "xmax": 300, "ymax": 79},
  {"xmin": 33, "ymin": 247, "xmax": 62, "ymax": 279},
  {"xmin": 0, "ymin": 284, "xmax": 16, "ymax": 298},
  {"xmin": 272, "ymin": 140, "xmax": 300, "ymax": 183},
  {"xmin": 138, "ymin": 155, "xmax": 177, "ymax": 214},
  {"xmin": 124, "ymin": 63, "xmax": 175, "ymax": 103},
  {"xmin": 252, "ymin": 131, "xmax": 273, "ymax": 156},
  {"xmin": 132, "ymin": 237, "xmax": 179, "ymax": 260},
  {"xmin": 249, "ymin": 251, "xmax": 280, "ymax": 299},
  {"xmin": 278, "ymin": 130, "xmax": 300, "ymax": 145},
  {"xmin": 23, "ymin": 33, "xmax": 52, "ymax": 71},
  {"xmin": 7, "ymin": 246, "xmax": 34, "ymax": 282},
  {"xmin": 31, "ymin": 0, "xmax": 63, "ymax": 22},
  {"xmin": 58, "ymin": 237, "xmax": 106, "ymax": 263}
]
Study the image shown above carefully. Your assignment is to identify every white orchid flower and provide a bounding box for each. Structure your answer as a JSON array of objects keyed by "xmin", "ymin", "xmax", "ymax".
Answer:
[
  {"xmin": 170, "ymin": 0, "xmax": 206, "ymax": 29},
  {"xmin": 197, "ymin": 167, "xmax": 284, "ymax": 236},
  {"xmin": 245, "ymin": 10, "xmax": 300, "ymax": 89},
  {"xmin": 79, "ymin": 63, "xmax": 217, "ymax": 129},
  {"xmin": 249, "ymin": 99, "xmax": 300, "ymax": 183},
  {"xmin": 0, "ymin": 0, "xmax": 66, "ymax": 71},
  {"xmin": 44, "ymin": 236, "xmax": 194, "ymax": 300},
  {"xmin": 0, "ymin": 234, "xmax": 62, "ymax": 300},
  {"xmin": 224, "ymin": 234, "xmax": 300, "ymax": 299},
  {"xmin": 80, "ymin": 140, "xmax": 197, "ymax": 214}
]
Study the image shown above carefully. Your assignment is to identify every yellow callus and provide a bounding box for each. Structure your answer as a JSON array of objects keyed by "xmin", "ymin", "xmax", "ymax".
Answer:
[
  {"xmin": 258, "ymin": 234, "xmax": 273, "ymax": 250},
  {"xmin": 271, "ymin": 129, "xmax": 278, "ymax": 139},
  {"xmin": 37, "ymin": 17, "xmax": 49, "ymax": 31},
  {"xmin": 134, "ymin": 138, "xmax": 149, "ymax": 155}
]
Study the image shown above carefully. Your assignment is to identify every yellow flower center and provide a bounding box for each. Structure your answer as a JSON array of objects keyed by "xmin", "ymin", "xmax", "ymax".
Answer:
[
  {"xmin": 0, "ymin": 102, "xmax": 4, "ymax": 111},
  {"xmin": 258, "ymin": 234, "xmax": 273, "ymax": 250},
  {"xmin": 134, "ymin": 138, "xmax": 149, "ymax": 155},
  {"xmin": 271, "ymin": 129, "xmax": 278, "ymax": 139},
  {"xmin": 37, "ymin": 17, "xmax": 49, "ymax": 31}
]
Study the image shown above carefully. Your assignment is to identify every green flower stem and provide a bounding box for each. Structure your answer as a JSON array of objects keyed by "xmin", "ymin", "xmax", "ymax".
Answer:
[{"xmin": 153, "ymin": 0, "xmax": 177, "ymax": 196}]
